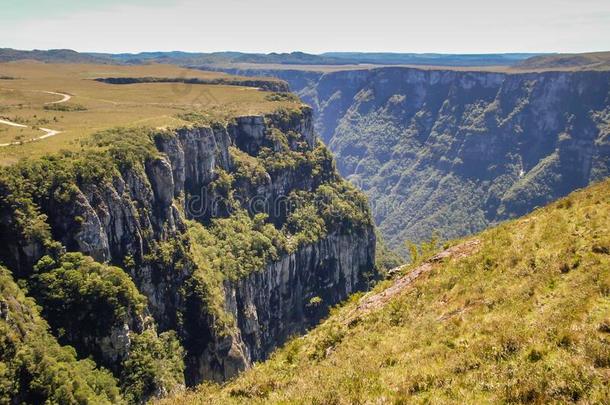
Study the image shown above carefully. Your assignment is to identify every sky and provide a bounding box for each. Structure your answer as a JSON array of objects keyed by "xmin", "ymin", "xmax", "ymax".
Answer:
[{"xmin": 1, "ymin": 0, "xmax": 609, "ymax": 54}]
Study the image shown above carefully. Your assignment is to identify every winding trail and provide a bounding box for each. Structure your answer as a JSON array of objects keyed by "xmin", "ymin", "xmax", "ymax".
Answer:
[
  {"xmin": 43, "ymin": 91, "xmax": 72, "ymax": 104},
  {"xmin": 344, "ymin": 239, "xmax": 481, "ymax": 323},
  {"xmin": 0, "ymin": 90, "xmax": 70, "ymax": 146},
  {"xmin": 0, "ymin": 119, "xmax": 27, "ymax": 128}
]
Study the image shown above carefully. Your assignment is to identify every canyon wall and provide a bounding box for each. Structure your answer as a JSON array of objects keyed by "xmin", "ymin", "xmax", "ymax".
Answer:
[{"xmin": 0, "ymin": 106, "xmax": 376, "ymax": 397}]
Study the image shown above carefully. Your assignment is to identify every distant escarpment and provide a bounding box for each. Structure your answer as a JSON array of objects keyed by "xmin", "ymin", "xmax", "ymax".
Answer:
[
  {"xmin": 0, "ymin": 106, "xmax": 375, "ymax": 403},
  {"xmin": 214, "ymin": 66, "xmax": 610, "ymax": 251},
  {"xmin": 94, "ymin": 76, "xmax": 290, "ymax": 92}
]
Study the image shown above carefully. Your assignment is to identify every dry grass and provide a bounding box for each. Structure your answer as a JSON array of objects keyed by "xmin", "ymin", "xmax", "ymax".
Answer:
[{"xmin": 0, "ymin": 62, "xmax": 300, "ymax": 165}]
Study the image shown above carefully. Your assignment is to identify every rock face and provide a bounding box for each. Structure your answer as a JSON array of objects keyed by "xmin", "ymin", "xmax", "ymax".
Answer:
[
  {"xmin": 215, "ymin": 66, "xmax": 610, "ymax": 250},
  {"xmin": 0, "ymin": 106, "xmax": 376, "ymax": 387},
  {"xmin": 39, "ymin": 156, "xmax": 188, "ymax": 329},
  {"xmin": 187, "ymin": 229, "xmax": 375, "ymax": 383},
  {"xmin": 233, "ymin": 230, "xmax": 374, "ymax": 360}
]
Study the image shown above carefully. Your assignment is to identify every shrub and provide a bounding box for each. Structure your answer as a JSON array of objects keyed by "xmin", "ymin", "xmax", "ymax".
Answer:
[
  {"xmin": 29, "ymin": 253, "xmax": 147, "ymax": 347},
  {"xmin": 264, "ymin": 93, "xmax": 300, "ymax": 102},
  {"xmin": 43, "ymin": 103, "xmax": 87, "ymax": 112},
  {"xmin": 121, "ymin": 330, "xmax": 185, "ymax": 403}
]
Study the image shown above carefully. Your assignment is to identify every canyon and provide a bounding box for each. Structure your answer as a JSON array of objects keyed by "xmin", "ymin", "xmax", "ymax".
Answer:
[
  {"xmin": 0, "ymin": 53, "xmax": 609, "ymax": 404},
  {"xmin": 212, "ymin": 66, "xmax": 610, "ymax": 251}
]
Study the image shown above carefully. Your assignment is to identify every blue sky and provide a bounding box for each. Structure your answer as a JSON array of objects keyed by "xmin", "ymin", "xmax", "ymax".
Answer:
[{"xmin": 1, "ymin": 0, "xmax": 609, "ymax": 53}]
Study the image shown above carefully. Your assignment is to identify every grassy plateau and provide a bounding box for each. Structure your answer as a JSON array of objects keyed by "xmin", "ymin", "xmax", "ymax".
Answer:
[{"xmin": 0, "ymin": 62, "xmax": 296, "ymax": 165}]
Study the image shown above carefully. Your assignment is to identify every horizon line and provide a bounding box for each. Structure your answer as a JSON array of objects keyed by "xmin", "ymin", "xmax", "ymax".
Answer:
[{"xmin": 3, "ymin": 47, "xmax": 610, "ymax": 56}]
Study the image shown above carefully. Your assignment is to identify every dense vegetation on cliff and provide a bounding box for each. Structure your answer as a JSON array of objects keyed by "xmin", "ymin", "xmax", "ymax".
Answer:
[
  {"xmin": 0, "ymin": 125, "xmax": 372, "ymax": 401},
  {"xmin": 163, "ymin": 179, "xmax": 610, "ymax": 404},
  {"xmin": 0, "ymin": 266, "xmax": 123, "ymax": 404}
]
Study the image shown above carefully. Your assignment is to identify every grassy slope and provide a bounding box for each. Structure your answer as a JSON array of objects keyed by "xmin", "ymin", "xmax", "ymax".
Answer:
[
  {"xmin": 0, "ymin": 63, "xmax": 296, "ymax": 165},
  {"xmin": 161, "ymin": 179, "xmax": 610, "ymax": 404},
  {"xmin": 516, "ymin": 52, "xmax": 610, "ymax": 71}
]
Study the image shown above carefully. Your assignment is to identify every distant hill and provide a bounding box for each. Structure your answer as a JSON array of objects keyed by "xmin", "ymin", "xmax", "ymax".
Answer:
[
  {"xmin": 4, "ymin": 48, "xmax": 610, "ymax": 70},
  {"xmin": 515, "ymin": 52, "xmax": 610, "ymax": 71},
  {"xmin": 0, "ymin": 48, "xmax": 545, "ymax": 67},
  {"xmin": 0, "ymin": 48, "xmax": 113, "ymax": 64}
]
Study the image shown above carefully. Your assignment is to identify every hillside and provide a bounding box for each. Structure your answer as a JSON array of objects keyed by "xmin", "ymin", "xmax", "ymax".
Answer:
[
  {"xmin": 515, "ymin": 52, "xmax": 610, "ymax": 72},
  {"xmin": 0, "ymin": 48, "xmax": 114, "ymax": 64},
  {"xmin": 161, "ymin": 179, "xmax": 610, "ymax": 404},
  {"xmin": 215, "ymin": 66, "xmax": 610, "ymax": 254}
]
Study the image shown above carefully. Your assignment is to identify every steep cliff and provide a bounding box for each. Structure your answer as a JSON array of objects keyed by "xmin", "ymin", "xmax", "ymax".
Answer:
[
  {"xmin": 213, "ymin": 67, "xmax": 610, "ymax": 251},
  {"xmin": 0, "ymin": 106, "xmax": 376, "ymax": 402},
  {"xmin": 186, "ymin": 228, "xmax": 375, "ymax": 384}
]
